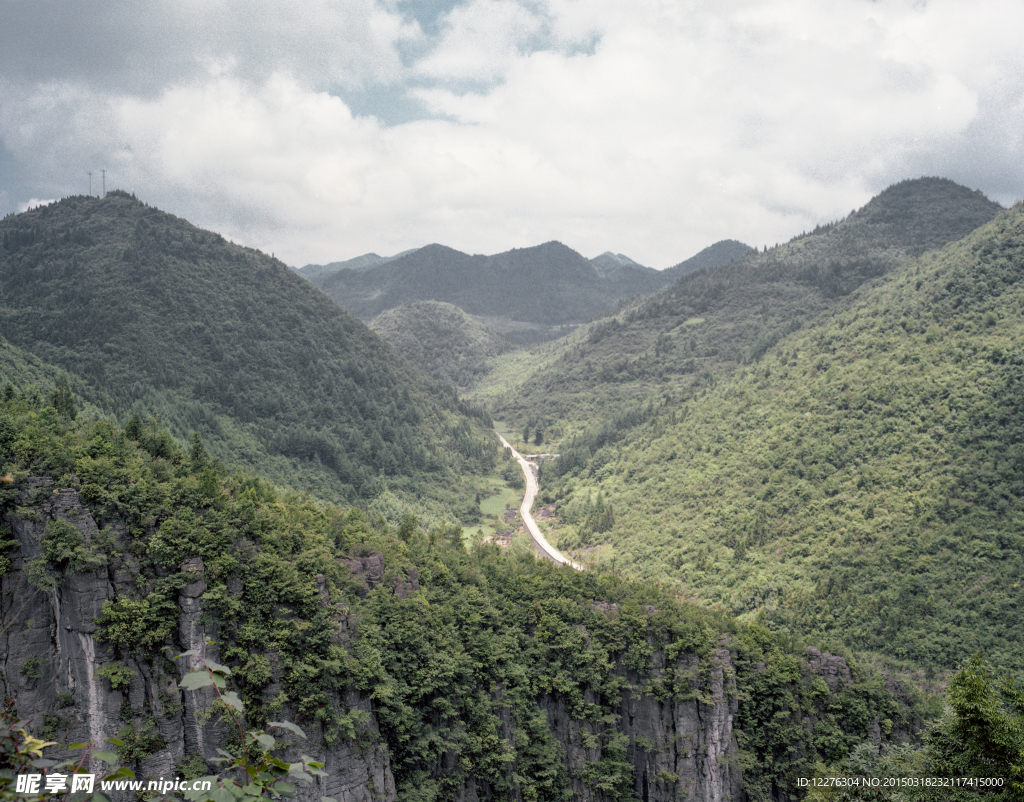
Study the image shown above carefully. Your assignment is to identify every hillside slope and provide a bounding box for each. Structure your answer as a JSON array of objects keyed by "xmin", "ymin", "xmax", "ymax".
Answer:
[
  {"xmin": 480, "ymin": 178, "xmax": 1003, "ymax": 432},
  {"xmin": 0, "ymin": 399, "xmax": 933, "ymax": 802},
  {"xmin": 0, "ymin": 193, "xmax": 497, "ymax": 512},
  {"xmin": 549, "ymin": 200, "xmax": 1024, "ymax": 674},
  {"xmin": 370, "ymin": 301, "xmax": 519, "ymax": 389},
  {"xmin": 313, "ymin": 241, "xmax": 671, "ymax": 332}
]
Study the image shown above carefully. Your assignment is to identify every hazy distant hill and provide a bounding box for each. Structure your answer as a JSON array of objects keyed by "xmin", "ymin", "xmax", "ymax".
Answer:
[
  {"xmin": 589, "ymin": 251, "xmax": 655, "ymax": 272},
  {"xmin": 309, "ymin": 241, "xmax": 666, "ymax": 339},
  {"xmin": 480, "ymin": 177, "xmax": 1004, "ymax": 428},
  {"xmin": 296, "ymin": 248, "xmax": 418, "ymax": 279},
  {"xmin": 548, "ymin": 197, "xmax": 1024, "ymax": 673},
  {"xmin": 371, "ymin": 301, "xmax": 519, "ymax": 389},
  {"xmin": 0, "ymin": 192, "xmax": 497, "ymax": 511},
  {"xmin": 661, "ymin": 238, "xmax": 753, "ymax": 279}
]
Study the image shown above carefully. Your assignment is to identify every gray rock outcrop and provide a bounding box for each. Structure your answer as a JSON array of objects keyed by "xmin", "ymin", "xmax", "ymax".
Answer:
[{"xmin": 1, "ymin": 483, "xmax": 397, "ymax": 802}]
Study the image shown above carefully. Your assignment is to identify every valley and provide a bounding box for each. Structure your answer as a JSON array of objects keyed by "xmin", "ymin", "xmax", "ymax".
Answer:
[{"xmin": 2, "ymin": 179, "xmax": 1022, "ymax": 801}]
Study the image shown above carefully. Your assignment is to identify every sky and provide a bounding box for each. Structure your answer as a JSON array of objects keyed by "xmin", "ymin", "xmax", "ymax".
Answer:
[{"xmin": 2, "ymin": 0, "xmax": 1023, "ymax": 269}]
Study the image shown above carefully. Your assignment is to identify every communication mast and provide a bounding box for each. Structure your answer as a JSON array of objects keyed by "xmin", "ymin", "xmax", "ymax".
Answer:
[
  {"xmin": 101, "ymin": 169, "xmax": 106, "ymax": 197},
  {"xmin": 88, "ymin": 171, "xmax": 93, "ymax": 196}
]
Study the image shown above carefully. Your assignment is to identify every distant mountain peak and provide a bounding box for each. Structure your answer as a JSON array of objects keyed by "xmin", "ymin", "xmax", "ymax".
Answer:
[
  {"xmin": 844, "ymin": 176, "xmax": 1003, "ymax": 257},
  {"xmin": 590, "ymin": 252, "xmax": 649, "ymax": 271},
  {"xmin": 662, "ymin": 239, "xmax": 754, "ymax": 279}
]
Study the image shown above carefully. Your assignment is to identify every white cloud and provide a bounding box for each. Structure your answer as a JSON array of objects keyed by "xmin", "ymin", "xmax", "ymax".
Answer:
[
  {"xmin": 414, "ymin": 0, "xmax": 546, "ymax": 81},
  {"xmin": 17, "ymin": 198, "xmax": 57, "ymax": 213},
  {"xmin": 2, "ymin": 0, "xmax": 1023, "ymax": 267}
]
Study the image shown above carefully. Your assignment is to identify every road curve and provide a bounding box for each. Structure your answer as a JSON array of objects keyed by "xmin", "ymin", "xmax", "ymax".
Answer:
[{"xmin": 497, "ymin": 434, "xmax": 584, "ymax": 570}]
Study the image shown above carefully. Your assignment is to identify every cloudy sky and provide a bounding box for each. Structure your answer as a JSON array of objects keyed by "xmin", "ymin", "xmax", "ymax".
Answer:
[{"xmin": 2, "ymin": 0, "xmax": 1022, "ymax": 268}]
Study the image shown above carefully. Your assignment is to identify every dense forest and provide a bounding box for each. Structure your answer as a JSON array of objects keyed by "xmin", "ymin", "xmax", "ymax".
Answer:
[
  {"xmin": 521, "ymin": 192, "xmax": 1024, "ymax": 676},
  {"xmin": 3, "ymin": 180, "xmax": 1024, "ymax": 800},
  {"xmin": 0, "ymin": 193, "xmax": 497, "ymax": 519},
  {"xmin": 370, "ymin": 301, "xmax": 519, "ymax": 390},
  {"xmin": 3, "ymin": 387, "xmax": 1019, "ymax": 801}
]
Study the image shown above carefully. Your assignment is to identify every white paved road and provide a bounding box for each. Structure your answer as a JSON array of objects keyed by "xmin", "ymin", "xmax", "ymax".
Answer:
[{"xmin": 498, "ymin": 434, "xmax": 584, "ymax": 570}]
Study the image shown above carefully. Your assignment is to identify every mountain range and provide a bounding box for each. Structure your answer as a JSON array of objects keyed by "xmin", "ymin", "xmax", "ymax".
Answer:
[
  {"xmin": 474, "ymin": 177, "xmax": 1004, "ymax": 431},
  {"xmin": 0, "ymin": 191, "xmax": 496, "ymax": 515},
  {"xmin": 305, "ymin": 239, "xmax": 752, "ymax": 344},
  {"xmin": 469, "ymin": 177, "xmax": 1020, "ymax": 674},
  {"xmin": 0, "ymin": 177, "xmax": 1019, "ymax": 800}
]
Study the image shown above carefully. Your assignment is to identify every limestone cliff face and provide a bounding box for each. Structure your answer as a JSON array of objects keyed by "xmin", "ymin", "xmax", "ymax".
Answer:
[
  {"xmin": 0, "ymin": 481, "xmax": 397, "ymax": 802},
  {"xmin": 2, "ymin": 482, "xmax": 743, "ymax": 802},
  {"xmin": 537, "ymin": 642, "xmax": 741, "ymax": 802}
]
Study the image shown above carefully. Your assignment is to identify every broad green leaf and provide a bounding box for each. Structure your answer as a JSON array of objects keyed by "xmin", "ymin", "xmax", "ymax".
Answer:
[
  {"xmin": 180, "ymin": 670, "xmax": 216, "ymax": 690},
  {"xmin": 204, "ymin": 659, "xmax": 232, "ymax": 675},
  {"xmin": 221, "ymin": 690, "xmax": 244, "ymax": 711},
  {"xmin": 92, "ymin": 750, "xmax": 119, "ymax": 765},
  {"xmin": 174, "ymin": 649, "xmax": 202, "ymax": 660},
  {"xmin": 268, "ymin": 720, "xmax": 306, "ymax": 739},
  {"xmin": 253, "ymin": 732, "xmax": 276, "ymax": 750}
]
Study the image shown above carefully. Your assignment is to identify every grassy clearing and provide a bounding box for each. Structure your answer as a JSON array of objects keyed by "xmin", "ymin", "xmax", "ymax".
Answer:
[
  {"xmin": 463, "ymin": 524, "xmax": 496, "ymax": 547},
  {"xmin": 481, "ymin": 486, "xmax": 518, "ymax": 517}
]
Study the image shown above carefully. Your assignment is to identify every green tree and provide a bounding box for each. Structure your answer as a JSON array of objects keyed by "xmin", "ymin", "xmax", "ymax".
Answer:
[
  {"xmin": 50, "ymin": 377, "xmax": 76, "ymax": 421},
  {"xmin": 188, "ymin": 431, "xmax": 209, "ymax": 472},
  {"xmin": 921, "ymin": 654, "xmax": 1024, "ymax": 800}
]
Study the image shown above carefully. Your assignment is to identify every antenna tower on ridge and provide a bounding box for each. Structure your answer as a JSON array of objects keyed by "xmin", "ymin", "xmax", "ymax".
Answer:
[
  {"xmin": 88, "ymin": 171, "xmax": 93, "ymax": 196},
  {"xmin": 101, "ymin": 169, "xmax": 106, "ymax": 197}
]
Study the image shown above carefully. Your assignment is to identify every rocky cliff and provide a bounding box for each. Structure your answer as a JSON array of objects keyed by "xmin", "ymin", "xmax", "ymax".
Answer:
[
  {"xmin": 1, "ymin": 479, "xmax": 747, "ymax": 802},
  {"xmin": 0, "ymin": 479, "xmax": 396, "ymax": 802}
]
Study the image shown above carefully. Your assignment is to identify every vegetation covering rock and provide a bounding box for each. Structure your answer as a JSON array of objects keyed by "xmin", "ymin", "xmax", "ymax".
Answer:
[
  {"xmin": 0, "ymin": 193, "xmax": 497, "ymax": 516},
  {"xmin": 0, "ymin": 390, "xmax": 929, "ymax": 801}
]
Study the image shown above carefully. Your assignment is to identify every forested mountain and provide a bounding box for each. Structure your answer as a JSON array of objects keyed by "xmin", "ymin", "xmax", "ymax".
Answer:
[
  {"xmin": 309, "ymin": 241, "xmax": 741, "ymax": 346},
  {"xmin": 370, "ymin": 301, "xmax": 519, "ymax": 389},
  {"xmin": 478, "ymin": 178, "xmax": 1003, "ymax": 431},
  {"xmin": 296, "ymin": 248, "xmax": 417, "ymax": 280},
  {"xmin": 546, "ymin": 198, "xmax": 1024, "ymax": 676},
  {"xmin": 661, "ymin": 239, "xmax": 753, "ymax": 280},
  {"xmin": 310, "ymin": 241, "xmax": 666, "ymax": 339},
  {"xmin": 0, "ymin": 193, "xmax": 497, "ymax": 514},
  {"xmin": 589, "ymin": 252, "xmax": 654, "ymax": 272},
  {"xmin": 1, "ymin": 398, "xmax": 966, "ymax": 802}
]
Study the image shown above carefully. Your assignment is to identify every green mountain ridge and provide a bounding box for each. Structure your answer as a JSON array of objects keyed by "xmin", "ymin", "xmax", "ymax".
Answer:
[
  {"xmin": 478, "ymin": 177, "xmax": 1004, "ymax": 432},
  {"xmin": 548, "ymin": 198, "xmax": 1024, "ymax": 674},
  {"xmin": 311, "ymin": 239, "xmax": 751, "ymax": 346},
  {"xmin": 312, "ymin": 240, "xmax": 670, "ymax": 331},
  {"xmin": 370, "ymin": 300, "xmax": 519, "ymax": 390},
  {"xmin": 0, "ymin": 192, "xmax": 497, "ymax": 516},
  {"xmin": 661, "ymin": 239, "xmax": 754, "ymax": 279},
  {"xmin": 296, "ymin": 248, "xmax": 419, "ymax": 279}
]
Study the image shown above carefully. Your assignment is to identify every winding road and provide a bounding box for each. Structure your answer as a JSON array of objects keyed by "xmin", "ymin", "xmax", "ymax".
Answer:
[{"xmin": 497, "ymin": 434, "xmax": 584, "ymax": 570}]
